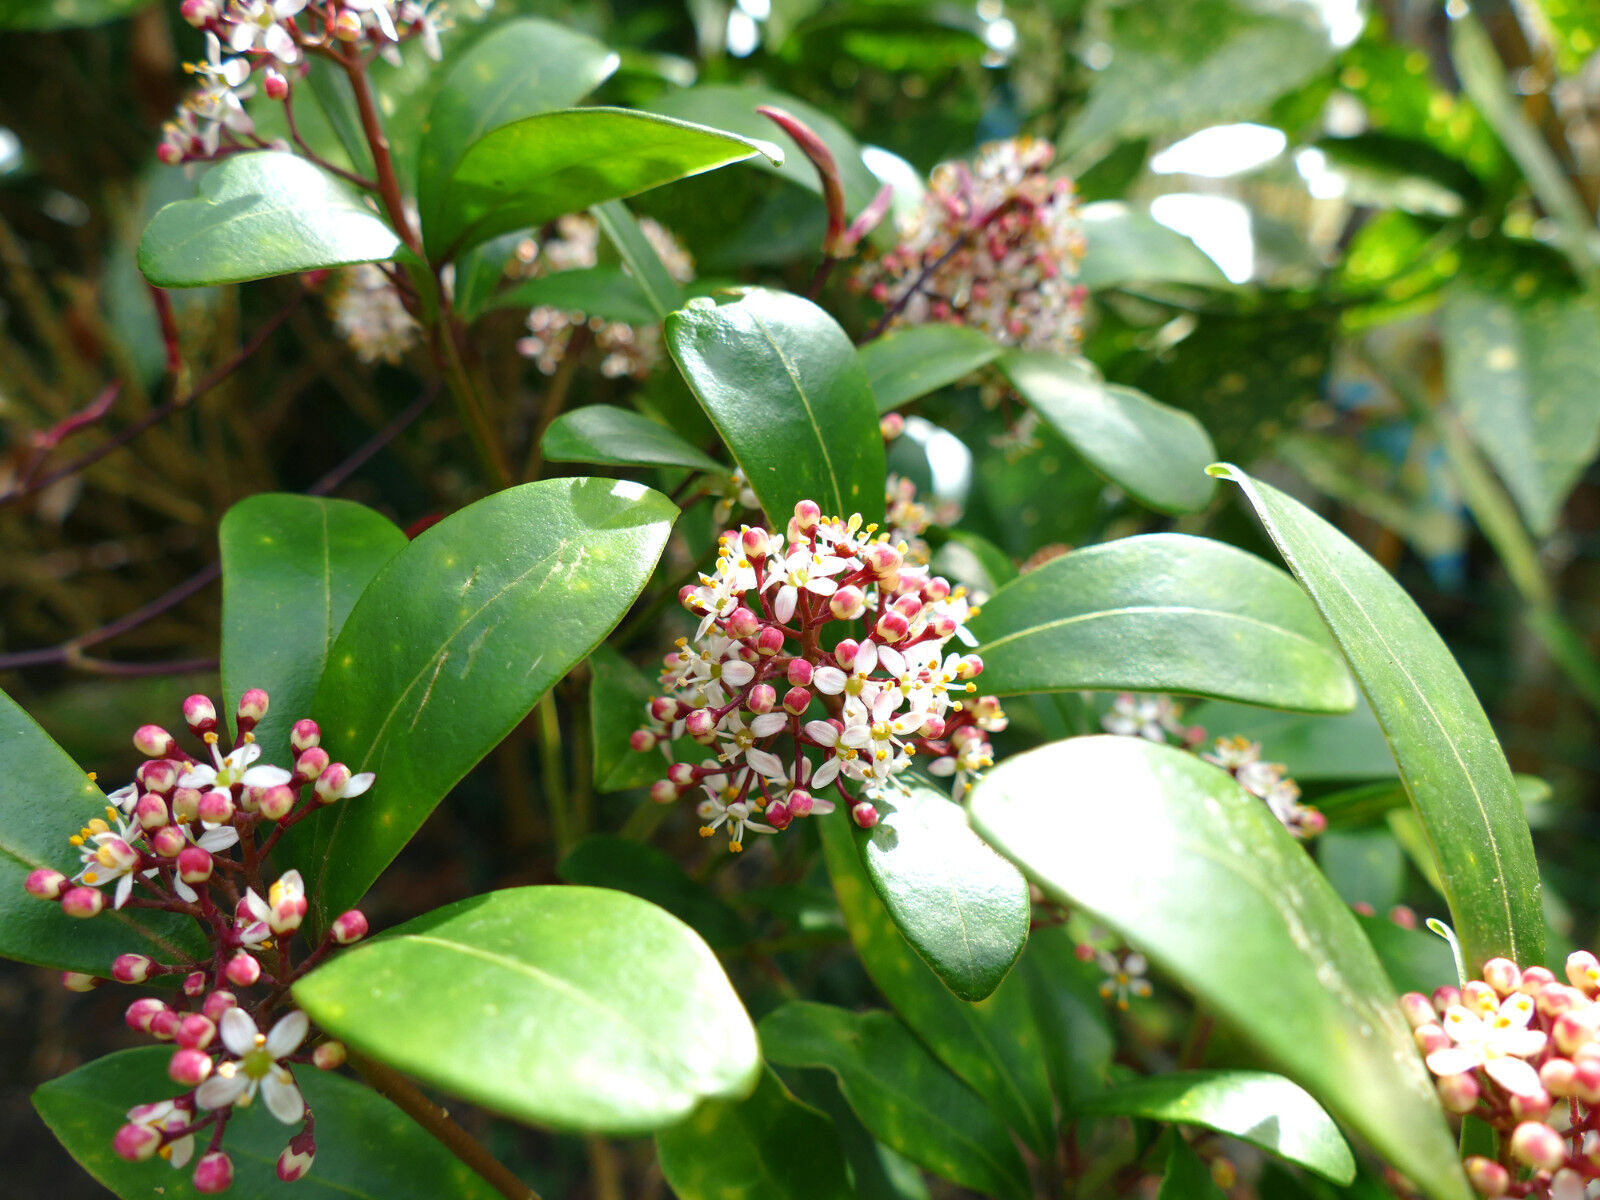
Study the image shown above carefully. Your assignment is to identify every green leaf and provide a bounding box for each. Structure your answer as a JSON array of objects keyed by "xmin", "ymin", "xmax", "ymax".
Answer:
[
  {"xmin": 857, "ymin": 781, "xmax": 1029, "ymax": 1002},
  {"xmin": 1158, "ymin": 1131, "xmax": 1228, "ymax": 1200},
  {"xmin": 667, "ymin": 288, "xmax": 886, "ymax": 525},
  {"xmin": 426, "ymin": 108, "xmax": 780, "ymax": 261},
  {"xmin": 1441, "ymin": 285, "xmax": 1600, "ymax": 536},
  {"xmin": 1311, "ymin": 134, "xmax": 1481, "ymax": 218},
  {"xmin": 293, "ymin": 886, "xmax": 758, "ymax": 1133},
  {"xmin": 817, "ymin": 815, "xmax": 1055, "ymax": 1155},
  {"xmin": 1183, "ymin": 696, "xmax": 1395, "ymax": 782},
  {"xmin": 138, "ymin": 152, "xmax": 400, "ymax": 288},
  {"xmin": 1214, "ymin": 465, "xmax": 1543, "ymax": 972},
  {"xmin": 489, "ymin": 266, "xmax": 659, "ymax": 324},
  {"xmin": 33, "ymin": 1046, "xmax": 500, "ymax": 1200},
  {"xmin": 1075, "ymin": 1070, "xmax": 1355, "ymax": 1184},
  {"xmin": 970, "ymin": 736, "xmax": 1471, "ymax": 1200},
  {"xmin": 1016, "ymin": 925, "xmax": 1115, "ymax": 1105},
  {"xmin": 858, "ymin": 325, "xmax": 1001, "ymax": 413},
  {"xmin": 219, "ymin": 495, "xmax": 407, "ymax": 759},
  {"xmin": 759, "ymin": 1002, "xmax": 1031, "ymax": 1200},
  {"xmin": 999, "ymin": 352, "xmax": 1217, "ymax": 515},
  {"xmin": 656, "ymin": 1068, "xmax": 854, "ymax": 1200},
  {"xmin": 589, "ymin": 643, "xmax": 669, "ymax": 793},
  {"xmin": 542, "ymin": 405, "xmax": 723, "ymax": 474},
  {"xmin": 965, "ymin": 533, "xmax": 1357, "ymax": 712},
  {"xmin": 592, "ymin": 199, "xmax": 689, "ymax": 320},
  {"xmin": 1076, "ymin": 201, "xmax": 1230, "ymax": 290},
  {"xmin": 0, "ymin": 0, "xmax": 148, "ymax": 30},
  {"xmin": 557, "ymin": 834, "xmax": 747, "ymax": 948},
  {"xmin": 281, "ymin": 479, "xmax": 676, "ymax": 923},
  {"xmin": 1062, "ymin": 0, "xmax": 1336, "ymax": 154},
  {"xmin": 0, "ymin": 688, "xmax": 200, "ymax": 972},
  {"xmin": 415, "ymin": 18, "xmax": 619, "ymax": 246},
  {"xmin": 1319, "ymin": 828, "xmax": 1406, "ymax": 911}
]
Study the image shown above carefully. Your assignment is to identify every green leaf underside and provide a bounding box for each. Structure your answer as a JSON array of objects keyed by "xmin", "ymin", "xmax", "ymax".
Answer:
[
  {"xmin": 1000, "ymin": 351, "xmax": 1217, "ymax": 515},
  {"xmin": 219, "ymin": 495, "xmax": 407, "ymax": 759},
  {"xmin": 1075, "ymin": 201, "xmax": 1229, "ymax": 290},
  {"xmin": 857, "ymin": 782, "xmax": 1029, "ymax": 1002},
  {"xmin": 280, "ymin": 478, "xmax": 676, "ymax": 924},
  {"xmin": 489, "ymin": 266, "xmax": 659, "ymax": 324},
  {"xmin": 34, "ymin": 1046, "xmax": 500, "ymax": 1200},
  {"xmin": 138, "ymin": 152, "xmax": 400, "ymax": 287},
  {"xmin": 1215, "ymin": 465, "xmax": 1542, "ymax": 972},
  {"xmin": 415, "ymin": 17, "xmax": 619, "ymax": 249},
  {"xmin": 968, "ymin": 736, "xmax": 1470, "ymax": 1200},
  {"xmin": 292, "ymin": 886, "xmax": 759, "ymax": 1133},
  {"xmin": 858, "ymin": 324, "xmax": 1002, "ymax": 413},
  {"xmin": 542, "ymin": 404, "xmax": 723, "ymax": 473},
  {"xmin": 965, "ymin": 532, "xmax": 1357, "ymax": 712},
  {"xmin": 760, "ymin": 1001, "xmax": 1032, "ymax": 1200},
  {"xmin": 0, "ymin": 687, "xmax": 201, "ymax": 972},
  {"xmin": 667, "ymin": 288, "xmax": 887, "ymax": 525},
  {"xmin": 817, "ymin": 814, "xmax": 1055, "ymax": 1156},
  {"xmin": 1073, "ymin": 1070, "xmax": 1355, "ymax": 1183},
  {"xmin": 656, "ymin": 1068, "xmax": 854, "ymax": 1200},
  {"xmin": 429, "ymin": 107, "xmax": 780, "ymax": 260}
]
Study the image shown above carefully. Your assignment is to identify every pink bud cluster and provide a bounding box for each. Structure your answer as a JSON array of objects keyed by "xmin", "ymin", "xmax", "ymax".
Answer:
[
  {"xmin": 853, "ymin": 136, "xmax": 1089, "ymax": 355},
  {"xmin": 1403, "ymin": 952, "xmax": 1600, "ymax": 1197},
  {"xmin": 26, "ymin": 689, "xmax": 373, "ymax": 1192},
  {"xmin": 632, "ymin": 501, "xmax": 1008, "ymax": 851}
]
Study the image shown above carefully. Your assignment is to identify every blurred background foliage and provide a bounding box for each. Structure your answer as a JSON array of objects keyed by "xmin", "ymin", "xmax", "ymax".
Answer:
[{"xmin": 3, "ymin": 0, "xmax": 1600, "ymax": 1195}]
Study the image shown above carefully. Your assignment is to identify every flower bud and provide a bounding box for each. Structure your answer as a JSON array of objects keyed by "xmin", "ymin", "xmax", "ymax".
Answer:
[
  {"xmin": 313, "ymin": 1040, "xmax": 347, "ymax": 1070},
  {"xmin": 113, "ymin": 954, "xmax": 153, "ymax": 984},
  {"xmin": 295, "ymin": 746, "xmax": 330, "ymax": 784},
  {"xmin": 184, "ymin": 971, "xmax": 207, "ymax": 996},
  {"xmin": 679, "ymin": 584, "xmax": 704, "ymax": 613},
  {"xmin": 874, "ymin": 610, "xmax": 910, "ymax": 644},
  {"xmin": 313, "ymin": 763, "xmax": 351, "ymax": 803},
  {"xmin": 196, "ymin": 787, "xmax": 233, "ymax": 825},
  {"xmin": 1412, "ymin": 1023, "xmax": 1450, "ymax": 1055},
  {"xmin": 1520, "ymin": 965, "xmax": 1557, "ymax": 994},
  {"xmin": 183, "ymin": 694, "xmax": 218, "ymax": 736},
  {"xmin": 1510, "ymin": 1120, "xmax": 1567, "ymax": 1171},
  {"xmin": 834, "ymin": 639, "xmax": 861, "ymax": 670},
  {"xmin": 685, "ymin": 709, "xmax": 716, "ymax": 740},
  {"xmin": 61, "ymin": 886, "xmax": 105, "ymax": 918},
  {"xmin": 1541, "ymin": 1057, "xmax": 1578, "ymax": 1098},
  {"xmin": 25, "ymin": 867, "xmax": 66, "ymax": 900},
  {"xmin": 1462, "ymin": 980, "xmax": 1497, "ymax": 1012},
  {"xmin": 879, "ymin": 412, "xmax": 905, "ymax": 440},
  {"xmin": 169, "ymin": 1047, "xmax": 213, "ymax": 1086},
  {"xmin": 1568, "ymin": 951, "xmax": 1600, "ymax": 995},
  {"xmin": 829, "ymin": 586, "xmax": 867, "ymax": 620},
  {"xmin": 332, "ymin": 909, "xmax": 369, "ymax": 945},
  {"xmin": 178, "ymin": 846, "xmax": 213, "ymax": 885},
  {"xmin": 1436, "ymin": 1071, "xmax": 1479, "ymax": 1113},
  {"xmin": 787, "ymin": 789, "xmax": 813, "ymax": 817},
  {"xmin": 793, "ymin": 500, "xmax": 821, "ymax": 532},
  {"xmin": 278, "ymin": 1129, "xmax": 317, "ymax": 1182},
  {"xmin": 170, "ymin": 786, "xmax": 201, "ymax": 823},
  {"xmin": 783, "ymin": 686, "xmax": 811, "ymax": 715},
  {"xmin": 194, "ymin": 1150, "xmax": 235, "ymax": 1194},
  {"xmin": 287, "ymin": 719, "xmax": 321, "ymax": 754},
  {"xmin": 765, "ymin": 801, "xmax": 792, "ymax": 830},
  {"xmin": 114, "ymin": 1122, "xmax": 162, "ymax": 1163},
  {"xmin": 1388, "ymin": 904, "xmax": 1417, "ymax": 929},
  {"xmin": 203, "ymin": 991, "xmax": 238, "ymax": 1022},
  {"xmin": 918, "ymin": 714, "xmax": 947, "ymax": 739},
  {"xmin": 150, "ymin": 1008, "xmax": 180, "ymax": 1040},
  {"xmin": 747, "ymin": 684, "xmax": 777, "ymax": 714},
  {"xmin": 851, "ymin": 801, "xmax": 879, "ymax": 829},
  {"xmin": 126, "ymin": 998, "xmax": 168, "ymax": 1033},
  {"xmin": 133, "ymin": 725, "xmax": 176, "ymax": 758},
  {"xmin": 927, "ymin": 614, "xmax": 957, "ymax": 640},
  {"xmin": 136, "ymin": 758, "xmax": 179, "ymax": 794},
  {"xmin": 1483, "ymin": 957, "xmax": 1521, "ymax": 996},
  {"xmin": 1540, "ymin": 983, "xmax": 1582, "ymax": 1019},
  {"xmin": 61, "ymin": 971, "xmax": 99, "ymax": 992},
  {"xmin": 866, "ymin": 543, "xmax": 903, "ymax": 579},
  {"xmin": 176, "ymin": 1013, "xmax": 216, "ymax": 1051},
  {"xmin": 893, "ymin": 594, "xmax": 924, "ymax": 621},
  {"xmin": 1464, "ymin": 1156, "xmax": 1509, "ymax": 1198},
  {"xmin": 1555, "ymin": 1007, "xmax": 1600, "ymax": 1055},
  {"xmin": 236, "ymin": 688, "xmax": 269, "ymax": 734},
  {"xmin": 783, "ymin": 658, "xmax": 814, "ymax": 688},
  {"xmin": 1574, "ymin": 1059, "xmax": 1600, "ymax": 1104},
  {"xmin": 150, "ymin": 824, "xmax": 187, "ymax": 858},
  {"xmin": 756, "ymin": 626, "xmax": 785, "ymax": 656},
  {"xmin": 1510, "ymin": 1086, "xmax": 1553, "ymax": 1120},
  {"xmin": 263, "ymin": 68, "xmax": 289, "ymax": 100},
  {"xmin": 225, "ymin": 952, "xmax": 261, "ymax": 987},
  {"xmin": 741, "ymin": 526, "xmax": 770, "ymax": 558},
  {"xmin": 130, "ymin": 793, "xmax": 166, "ymax": 831},
  {"xmin": 1400, "ymin": 992, "xmax": 1436, "ymax": 1029},
  {"xmin": 726, "ymin": 607, "xmax": 760, "ymax": 639},
  {"xmin": 258, "ymin": 784, "xmax": 296, "ymax": 821}
]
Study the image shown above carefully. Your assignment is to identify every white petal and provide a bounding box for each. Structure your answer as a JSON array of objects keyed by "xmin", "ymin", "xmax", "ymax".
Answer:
[
  {"xmin": 221, "ymin": 55, "xmax": 252, "ymax": 88},
  {"xmin": 244, "ymin": 888, "xmax": 270, "ymax": 924},
  {"xmin": 1499, "ymin": 1029, "xmax": 1548, "ymax": 1058},
  {"xmin": 196, "ymin": 1070, "xmax": 249, "ymax": 1110},
  {"xmin": 840, "ymin": 727, "xmax": 872, "ymax": 750},
  {"xmin": 197, "ymin": 825, "xmax": 240, "ymax": 852},
  {"xmin": 927, "ymin": 757, "xmax": 956, "ymax": 777},
  {"xmin": 265, "ymin": 1009, "xmax": 309, "ymax": 1058},
  {"xmin": 1552, "ymin": 1169, "xmax": 1586, "ymax": 1200},
  {"xmin": 234, "ymin": 742, "xmax": 262, "ymax": 767},
  {"xmin": 746, "ymin": 748, "xmax": 786, "ymax": 778},
  {"xmin": 113, "ymin": 874, "xmax": 135, "ymax": 910},
  {"xmin": 261, "ymin": 1067, "xmax": 305, "ymax": 1123},
  {"xmin": 803, "ymin": 720, "xmax": 838, "ymax": 747},
  {"xmin": 775, "ymin": 586, "xmax": 797, "ymax": 623},
  {"xmin": 1484, "ymin": 1055, "xmax": 1542, "ymax": 1097},
  {"xmin": 750, "ymin": 713, "xmax": 788, "ymax": 738},
  {"xmin": 220, "ymin": 1007, "xmax": 260, "ymax": 1056},
  {"xmin": 167, "ymin": 1133, "xmax": 195, "ymax": 1169},
  {"xmin": 855, "ymin": 641, "xmax": 878, "ymax": 675},
  {"xmin": 812, "ymin": 667, "xmax": 847, "ymax": 695},
  {"xmin": 175, "ymin": 878, "xmax": 198, "ymax": 903},
  {"xmin": 178, "ymin": 765, "xmax": 217, "ymax": 788},
  {"xmin": 241, "ymin": 764, "xmax": 292, "ymax": 787},
  {"xmin": 343, "ymin": 771, "xmax": 375, "ymax": 798},
  {"xmin": 263, "ymin": 21, "xmax": 299, "ymax": 62},
  {"xmin": 809, "ymin": 756, "xmax": 842, "ymax": 788},
  {"xmin": 1496, "ymin": 993, "xmax": 1536, "ymax": 1028},
  {"xmin": 952, "ymin": 623, "xmax": 977, "ymax": 648},
  {"xmin": 805, "ymin": 577, "xmax": 838, "ymax": 597},
  {"xmin": 721, "ymin": 661, "xmax": 755, "ymax": 687},
  {"xmin": 876, "ymin": 645, "xmax": 905, "ymax": 676}
]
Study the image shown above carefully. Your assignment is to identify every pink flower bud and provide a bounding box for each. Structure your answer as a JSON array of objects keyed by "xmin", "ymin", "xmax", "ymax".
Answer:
[
  {"xmin": 313, "ymin": 762, "xmax": 351, "ymax": 803},
  {"xmin": 288, "ymin": 718, "xmax": 321, "ymax": 753},
  {"xmin": 1388, "ymin": 904, "xmax": 1417, "ymax": 929},
  {"xmin": 126, "ymin": 998, "xmax": 168, "ymax": 1033},
  {"xmin": 332, "ymin": 8, "xmax": 362, "ymax": 37},
  {"xmin": 835, "ymin": 639, "xmax": 861, "ymax": 670},
  {"xmin": 1567, "ymin": 951, "xmax": 1600, "ymax": 994},
  {"xmin": 177, "ymin": 846, "xmax": 213, "ymax": 885},
  {"xmin": 926, "ymin": 615, "xmax": 956, "ymax": 640},
  {"xmin": 136, "ymin": 758, "xmax": 179, "ymax": 794},
  {"xmin": 784, "ymin": 658, "xmax": 813, "ymax": 688},
  {"xmin": 133, "ymin": 724, "xmax": 176, "ymax": 758},
  {"xmin": 851, "ymin": 801, "xmax": 879, "ymax": 829},
  {"xmin": 1430, "ymin": 986, "xmax": 1458, "ymax": 1014},
  {"xmin": 1539, "ymin": 984, "xmax": 1582, "ymax": 1019},
  {"xmin": 1510, "ymin": 1121, "xmax": 1567, "ymax": 1171},
  {"xmin": 61, "ymin": 886, "xmax": 105, "ymax": 918},
  {"xmin": 756, "ymin": 626, "xmax": 785, "ymax": 656},
  {"xmin": 1521, "ymin": 965, "xmax": 1558, "ymax": 993},
  {"xmin": 1463, "ymin": 980, "xmax": 1497, "ymax": 1011},
  {"xmin": 1464, "ymin": 1156, "xmax": 1509, "ymax": 1198},
  {"xmin": 183, "ymin": 694, "xmax": 218, "ymax": 735},
  {"xmin": 629, "ymin": 729, "xmax": 658, "ymax": 753},
  {"xmin": 741, "ymin": 526, "xmax": 770, "ymax": 558},
  {"xmin": 295, "ymin": 746, "xmax": 330, "ymax": 783},
  {"xmin": 893, "ymin": 594, "xmax": 924, "ymax": 621},
  {"xmin": 1437, "ymin": 1070, "xmax": 1480, "ymax": 1114},
  {"xmin": 202, "ymin": 991, "xmax": 238, "ymax": 1022},
  {"xmin": 25, "ymin": 867, "xmax": 66, "ymax": 900},
  {"xmin": 113, "ymin": 954, "xmax": 153, "ymax": 984},
  {"xmin": 1555, "ymin": 1008, "xmax": 1600, "ymax": 1055},
  {"xmin": 726, "ymin": 607, "xmax": 760, "ymax": 638},
  {"xmin": 114, "ymin": 1122, "xmax": 162, "ymax": 1163},
  {"xmin": 1412, "ymin": 1023, "xmax": 1449, "ymax": 1055},
  {"xmin": 194, "ymin": 1150, "xmax": 235, "ymax": 1194},
  {"xmin": 747, "ymin": 684, "xmax": 777, "ymax": 714},
  {"xmin": 133, "ymin": 793, "xmax": 167, "ymax": 830},
  {"xmin": 879, "ymin": 412, "xmax": 905, "ymax": 440},
  {"xmin": 1510, "ymin": 1086, "xmax": 1553, "ymax": 1120},
  {"xmin": 679, "ymin": 584, "xmax": 704, "ymax": 613},
  {"xmin": 170, "ymin": 786, "xmax": 201, "ymax": 823},
  {"xmin": 156, "ymin": 142, "xmax": 184, "ymax": 166},
  {"xmin": 150, "ymin": 1008, "xmax": 180, "ymax": 1040},
  {"xmin": 829, "ymin": 585, "xmax": 867, "ymax": 620},
  {"xmin": 61, "ymin": 971, "xmax": 99, "ymax": 992},
  {"xmin": 236, "ymin": 688, "xmax": 269, "ymax": 734},
  {"xmin": 263, "ymin": 68, "xmax": 289, "ymax": 100},
  {"xmin": 278, "ymin": 1129, "xmax": 316, "ymax": 1182},
  {"xmin": 866, "ymin": 544, "xmax": 903, "ymax": 579},
  {"xmin": 765, "ymin": 801, "xmax": 792, "ymax": 830},
  {"xmin": 184, "ymin": 971, "xmax": 207, "ymax": 996},
  {"xmin": 685, "ymin": 709, "xmax": 716, "ymax": 740},
  {"xmin": 1574, "ymin": 1059, "xmax": 1600, "ymax": 1104},
  {"xmin": 176, "ymin": 1013, "xmax": 216, "ymax": 1051},
  {"xmin": 649, "ymin": 698, "xmax": 679, "ymax": 724},
  {"xmin": 1543, "ymin": 1057, "xmax": 1578, "ymax": 1097},
  {"xmin": 1483, "ymin": 957, "xmax": 1521, "ymax": 996},
  {"xmin": 874, "ymin": 611, "xmax": 910, "ymax": 644},
  {"xmin": 1352, "ymin": 901, "xmax": 1376, "ymax": 917},
  {"xmin": 258, "ymin": 784, "xmax": 296, "ymax": 821},
  {"xmin": 332, "ymin": 909, "xmax": 369, "ymax": 945},
  {"xmin": 150, "ymin": 824, "xmax": 186, "ymax": 858},
  {"xmin": 923, "ymin": 576, "xmax": 951, "ymax": 602},
  {"xmin": 787, "ymin": 789, "xmax": 813, "ymax": 817},
  {"xmin": 225, "ymin": 952, "xmax": 260, "ymax": 987},
  {"xmin": 195, "ymin": 788, "xmax": 232, "ymax": 825},
  {"xmin": 793, "ymin": 500, "xmax": 821, "ymax": 532},
  {"xmin": 1399, "ymin": 992, "xmax": 1435, "ymax": 1029},
  {"xmin": 313, "ymin": 1040, "xmax": 347, "ymax": 1070},
  {"xmin": 918, "ymin": 714, "xmax": 946, "ymax": 739},
  {"xmin": 169, "ymin": 1047, "xmax": 213, "ymax": 1086},
  {"xmin": 783, "ymin": 686, "xmax": 811, "ymax": 715}
]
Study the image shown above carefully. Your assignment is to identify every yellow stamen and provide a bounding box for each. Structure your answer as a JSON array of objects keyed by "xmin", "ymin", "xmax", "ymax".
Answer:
[
  {"xmin": 69, "ymin": 835, "xmax": 85, "ymax": 846},
  {"xmin": 204, "ymin": 732, "xmax": 219, "ymax": 744},
  {"xmin": 105, "ymin": 805, "xmax": 118, "ymax": 823},
  {"xmin": 87, "ymin": 818, "xmax": 109, "ymax": 836},
  {"xmin": 244, "ymin": 731, "xmax": 256, "ymax": 743},
  {"xmin": 729, "ymin": 841, "xmax": 744, "ymax": 853},
  {"xmin": 86, "ymin": 771, "xmax": 98, "ymax": 782},
  {"xmin": 699, "ymin": 827, "xmax": 715, "ymax": 838},
  {"xmin": 83, "ymin": 871, "xmax": 99, "ymax": 883}
]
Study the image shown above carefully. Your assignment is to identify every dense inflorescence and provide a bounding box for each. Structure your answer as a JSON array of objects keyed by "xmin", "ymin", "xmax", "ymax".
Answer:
[
  {"xmin": 24, "ymin": 689, "xmax": 375, "ymax": 1192},
  {"xmin": 632, "ymin": 500, "xmax": 1007, "ymax": 850}
]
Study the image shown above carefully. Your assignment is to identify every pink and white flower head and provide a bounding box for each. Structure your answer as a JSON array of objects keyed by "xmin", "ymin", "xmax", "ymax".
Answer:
[
  {"xmin": 223, "ymin": 0, "xmax": 307, "ymax": 64},
  {"xmin": 1426, "ymin": 991, "xmax": 1548, "ymax": 1097},
  {"xmin": 122, "ymin": 1097, "xmax": 197, "ymax": 1169},
  {"xmin": 244, "ymin": 869, "xmax": 309, "ymax": 935},
  {"xmin": 68, "ymin": 807, "xmax": 143, "ymax": 910},
  {"xmin": 196, "ymin": 1008, "xmax": 310, "ymax": 1122},
  {"xmin": 179, "ymin": 738, "xmax": 291, "ymax": 791}
]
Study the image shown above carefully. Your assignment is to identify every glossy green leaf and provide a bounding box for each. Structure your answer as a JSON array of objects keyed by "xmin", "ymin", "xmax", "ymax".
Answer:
[
  {"xmin": 1016, "ymin": 925, "xmax": 1115, "ymax": 1105},
  {"xmin": 0, "ymin": 688, "xmax": 200, "ymax": 972},
  {"xmin": 557, "ymin": 834, "xmax": 747, "ymax": 948},
  {"xmin": 427, "ymin": 108, "xmax": 780, "ymax": 261},
  {"xmin": 965, "ymin": 533, "xmax": 1357, "ymax": 712},
  {"xmin": 415, "ymin": 18, "xmax": 619, "ymax": 246},
  {"xmin": 1000, "ymin": 351, "xmax": 1217, "ymax": 515},
  {"xmin": 489, "ymin": 267, "xmax": 658, "ymax": 324},
  {"xmin": 219, "ymin": 495, "xmax": 407, "ymax": 759},
  {"xmin": 138, "ymin": 152, "xmax": 400, "ymax": 288},
  {"xmin": 857, "ymin": 781, "xmax": 1029, "ymax": 1002},
  {"xmin": 281, "ymin": 479, "xmax": 676, "ymax": 923},
  {"xmin": 33, "ymin": 1046, "xmax": 499, "ymax": 1199},
  {"xmin": 968, "ymin": 736, "xmax": 1471, "ymax": 1200},
  {"xmin": 667, "ymin": 288, "xmax": 886, "ymax": 525},
  {"xmin": 858, "ymin": 324, "xmax": 1001, "ymax": 413},
  {"xmin": 1076, "ymin": 201, "xmax": 1230, "ymax": 290},
  {"xmin": 760, "ymin": 1002, "xmax": 1031, "ymax": 1200},
  {"xmin": 293, "ymin": 886, "xmax": 758, "ymax": 1133},
  {"xmin": 1319, "ymin": 827, "xmax": 1406, "ymax": 911},
  {"xmin": 1075, "ymin": 1070, "xmax": 1355, "ymax": 1184},
  {"xmin": 1441, "ymin": 285, "xmax": 1600, "ymax": 536},
  {"xmin": 817, "ymin": 814, "xmax": 1055, "ymax": 1155},
  {"xmin": 542, "ymin": 405, "xmax": 722, "ymax": 474},
  {"xmin": 593, "ymin": 199, "xmax": 689, "ymax": 320},
  {"xmin": 589, "ymin": 642, "xmax": 669, "ymax": 793},
  {"xmin": 656, "ymin": 1068, "xmax": 853, "ymax": 1200},
  {"xmin": 1183, "ymin": 696, "xmax": 1395, "ymax": 782},
  {"xmin": 1158, "ymin": 1131, "xmax": 1228, "ymax": 1200},
  {"xmin": 1215, "ymin": 465, "xmax": 1543, "ymax": 972}
]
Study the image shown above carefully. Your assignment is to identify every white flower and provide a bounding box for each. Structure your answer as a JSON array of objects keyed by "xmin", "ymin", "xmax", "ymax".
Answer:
[
  {"xmin": 179, "ymin": 740, "xmax": 291, "ymax": 791},
  {"xmin": 193, "ymin": 31, "xmax": 252, "ymax": 88},
  {"xmin": 196, "ymin": 1008, "xmax": 309, "ymax": 1122},
  {"xmin": 125, "ymin": 1099, "xmax": 195, "ymax": 1169},
  {"xmin": 1425, "ymin": 993, "xmax": 1548, "ymax": 1096},
  {"xmin": 106, "ymin": 782, "xmax": 139, "ymax": 814},
  {"xmin": 813, "ymin": 640, "xmax": 883, "ymax": 720},
  {"xmin": 768, "ymin": 547, "xmax": 852, "ymax": 623},
  {"xmin": 696, "ymin": 791, "xmax": 775, "ymax": 852},
  {"xmin": 1103, "ymin": 693, "xmax": 1183, "ymax": 742},
  {"xmin": 224, "ymin": 0, "xmax": 306, "ymax": 63},
  {"xmin": 1096, "ymin": 949, "xmax": 1153, "ymax": 1011},
  {"xmin": 329, "ymin": 263, "xmax": 420, "ymax": 365},
  {"xmin": 70, "ymin": 808, "xmax": 142, "ymax": 910}
]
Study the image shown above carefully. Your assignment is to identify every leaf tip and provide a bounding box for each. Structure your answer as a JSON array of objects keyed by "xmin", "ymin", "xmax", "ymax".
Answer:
[{"xmin": 1205, "ymin": 462, "xmax": 1242, "ymax": 481}]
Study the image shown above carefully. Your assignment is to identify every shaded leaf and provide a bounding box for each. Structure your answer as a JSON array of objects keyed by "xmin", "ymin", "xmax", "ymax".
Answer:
[
  {"xmin": 488, "ymin": 266, "xmax": 658, "ymax": 324},
  {"xmin": 589, "ymin": 643, "xmax": 670, "ymax": 793},
  {"xmin": 542, "ymin": 405, "xmax": 723, "ymax": 474},
  {"xmin": 592, "ymin": 198, "xmax": 689, "ymax": 320},
  {"xmin": 1183, "ymin": 696, "xmax": 1394, "ymax": 782},
  {"xmin": 1158, "ymin": 1131, "xmax": 1228, "ymax": 1200},
  {"xmin": 858, "ymin": 324, "xmax": 1001, "ymax": 413},
  {"xmin": 1017, "ymin": 925, "xmax": 1115, "ymax": 1105},
  {"xmin": 556, "ymin": 834, "xmax": 747, "ymax": 947},
  {"xmin": 1076, "ymin": 201, "xmax": 1229, "ymax": 290}
]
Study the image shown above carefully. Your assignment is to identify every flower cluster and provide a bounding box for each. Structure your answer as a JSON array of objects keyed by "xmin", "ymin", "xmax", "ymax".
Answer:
[
  {"xmin": 1203, "ymin": 735, "xmax": 1326, "ymax": 840},
  {"xmin": 513, "ymin": 214, "xmax": 694, "ymax": 380},
  {"xmin": 632, "ymin": 500, "xmax": 1007, "ymax": 850},
  {"xmin": 25, "ymin": 689, "xmax": 375, "ymax": 1193},
  {"xmin": 853, "ymin": 136, "xmax": 1088, "ymax": 354},
  {"xmin": 328, "ymin": 262, "xmax": 420, "ymax": 364},
  {"xmin": 157, "ymin": 0, "xmax": 446, "ymax": 167},
  {"xmin": 1403, "ymin": 952, "xmax": 1600, "ymax": 1198}
]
